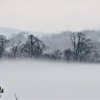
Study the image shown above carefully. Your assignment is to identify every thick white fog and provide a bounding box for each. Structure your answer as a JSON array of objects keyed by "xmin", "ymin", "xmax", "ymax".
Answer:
[{"xmin": 0, "ymin": 60, "xmax": 100, "ymax": 100}]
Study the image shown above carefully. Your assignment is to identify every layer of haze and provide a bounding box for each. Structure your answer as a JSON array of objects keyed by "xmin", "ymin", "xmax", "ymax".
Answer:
[
  {"xmin": 0, "ymin": 0, "xmax": 100, "ymax": 33},
  {"xmin": 0, "ymin": 60, "xmax": 100, "ymax": 100}
]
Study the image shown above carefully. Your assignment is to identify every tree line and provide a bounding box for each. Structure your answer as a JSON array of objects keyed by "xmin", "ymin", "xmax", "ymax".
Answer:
[{"xmin": 0, "ymin": 32, "xmax": 98, "ymax": 62}]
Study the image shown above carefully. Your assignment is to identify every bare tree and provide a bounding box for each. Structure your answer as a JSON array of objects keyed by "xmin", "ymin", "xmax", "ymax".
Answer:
[
  {"xmin": 64, "ymin": 48, "xmax": 73, "ymax": 61},
  {"xmin": 70, "ymin": 32, "xmax": 94, "ymax": 61},
  {"xmin": 11, "ymin": 46, "xmax": 18, "ymax": 58},
  {"xmin": 21, "ymin": 34, "xmax": 46, "ymax": 58},
  {"xmin": 53, "ymin": 50, "xmax": 62, "ymax": 60},
  {"xmin": 10, "ymin": 41, "xmax": 21, "ymax": 58},
  {"xmin": 0, "ymin": 35, "xmax": 8, "ymax": 58}
]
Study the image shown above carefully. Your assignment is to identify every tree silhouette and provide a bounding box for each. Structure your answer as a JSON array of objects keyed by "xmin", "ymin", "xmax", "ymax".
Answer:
[
  {"xmin": 21, "ymin": 34, "xmax": 46, "ymax": 58},
  {"xmin": 0, "ymin": 35, "xmax": 8, "ymax": 58},
  {"xmin": 64, "ymin": 48, "xmax": 73, "ymax": 61},
  {"xmin": 53, "ymin": 50, "xmax": 62, "ymax": 60},
  {"xmin": 70, "ymin": 32, "xmax": 94, "ymax": 61}
]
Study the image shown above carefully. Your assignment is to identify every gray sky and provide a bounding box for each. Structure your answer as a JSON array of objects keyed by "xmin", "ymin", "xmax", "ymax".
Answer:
[{"xmin": 0, "ymin": 0, "xmax": 100, "ymax": 32}]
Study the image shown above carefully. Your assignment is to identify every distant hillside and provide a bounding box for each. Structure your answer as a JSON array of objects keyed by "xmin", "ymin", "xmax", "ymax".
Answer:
[
  {"xmin": 41, "ymin": 30, "xmax": 100, "ymax": 52},
  {"xmin": 0, "ymin": 27, "xmax": 48, "ymax": 38},
  {"xmin": 0, "ymin": 27, "xmax": 22, "ymax": 37},
  {"xmin": 0, "ymin": 27, "xmax": 100, "ymax": 53}
]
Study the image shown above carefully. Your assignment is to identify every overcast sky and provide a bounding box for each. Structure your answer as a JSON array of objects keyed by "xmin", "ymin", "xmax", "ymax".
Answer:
[{"xmin": 0, "ymin": 0, "xmax": 100, "ymax": 32}]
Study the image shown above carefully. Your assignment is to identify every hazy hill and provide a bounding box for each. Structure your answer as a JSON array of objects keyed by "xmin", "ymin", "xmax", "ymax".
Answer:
[
  {"xmin": 0, "ymin": 27, "xmax": 47, "ymax": 38},
  {"xmin": 41, "ymin": 30, "xmax": 100, "ymax": 52},
  {"xmin": 0, "ymin": 27, "xmax": 22, "ymax": 37},
  {"xmin": 0, "ymin": 27, "xmax": 100, "ymax": 52}
]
